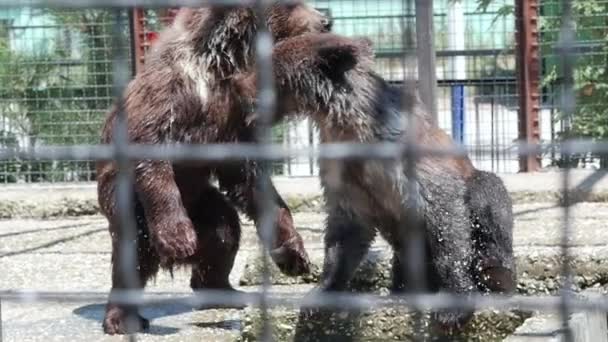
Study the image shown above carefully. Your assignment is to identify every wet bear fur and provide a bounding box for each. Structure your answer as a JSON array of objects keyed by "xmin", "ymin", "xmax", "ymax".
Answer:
[
  {"xmin": 97, "ymin": 3, "xmax": 332, "ymax": 335},
  {"xmin": 233, "ymin": 32, "xmax": 515, "ymax": 334}
]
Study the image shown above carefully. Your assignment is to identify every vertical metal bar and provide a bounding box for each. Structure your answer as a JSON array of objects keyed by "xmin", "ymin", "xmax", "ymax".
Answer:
[
  {"xmin": 0, "ymin": 297, "xmax": 3, "ymax": 342},
  {"xmin": 415, "ymin": 0, "xmax": 438, "ymax": 121},
  {"xmin": 474, "ymin": 101, "xmax": 481, "ymax": 163},
  {"xmin": 558, "ymin": 0, "xmax": 576, "ymax": 340},
  {"xmin": 130, "ymin": 8, "xmax": 146, "ymax": 76},
  {"xmin": 551, "ymin": 108, "xmax": 556, "ymax": 163},
  {"xmin": 491, "ymin": 97, "xmax": 496, "ymax": 171},
  {"xmin": 451, "ymin": 85, "xmax": 465, "ymax": 143},
  {"xmin": 111, "ymin": 8, "xmax": 139, "ymax": 342},
  {"xmin": 447, "ymin": 0, "xmax": 465, "ymax": 144},
  {"xmin": 515, "ymin": 0, "xmax": 542, "ymax": 172},
  {"xmin": 253, "ymin": 1, "xmax": 276, "ymax": 341},
  {"xmin": 286, "ymin": 123, "xmax": 292, "ymax": 176},
  {"xmin": 308, "ymin": 119, "xmax": 314, "ymax": 176},
  {"xmin": 401, "ymin": 1, "xmax": 426, "ymax": 340}
]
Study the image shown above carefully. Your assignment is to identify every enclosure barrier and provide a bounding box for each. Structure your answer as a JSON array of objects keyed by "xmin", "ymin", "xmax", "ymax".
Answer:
[{"xmin": 0, "ymin": 0, "xmax": 586, "ymax": 341}]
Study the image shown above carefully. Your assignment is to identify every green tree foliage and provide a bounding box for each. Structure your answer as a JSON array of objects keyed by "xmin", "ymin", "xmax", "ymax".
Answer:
[
  {"xmin": 539, "ymin": 0, "xmax": 608, "ymax": 166},
  {"xmin": 0, "ymin": 9, "xmax": 129, "ymax": 182},
  {"xmin": 479, "ymin": 0, "xmax": 608, "ymax": 167},
  {"xmin": 0, "ymin": 18, "xmax": 67, "ymax": 182}
]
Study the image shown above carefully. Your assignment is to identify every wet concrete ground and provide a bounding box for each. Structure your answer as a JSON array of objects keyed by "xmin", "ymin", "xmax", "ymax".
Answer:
[{"xmin": 1, "ymin": 202, "xmax": 608, "ymax": 341}]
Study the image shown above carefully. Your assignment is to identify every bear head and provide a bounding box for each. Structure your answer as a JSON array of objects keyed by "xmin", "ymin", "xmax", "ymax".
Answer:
[{"xmin": 233, "ymin": 32, "xmax": 376, "ymax": 124}]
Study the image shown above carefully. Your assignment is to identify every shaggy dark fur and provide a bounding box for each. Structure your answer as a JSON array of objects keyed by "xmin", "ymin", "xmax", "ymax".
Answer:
[
  {"xmin": 465, "ymin": 169, "xmax": 514, "ymax": 293},
  {"xmin": 235, "ymin": 33, "xmax": 515, "ymax": 333},
  {"xmin": 392, "ymin": 113, "xmax": 515, "ymax": 294},
  {"xmin": 97, "ymin": 3, "xmax": 331, "ymax": 335}
]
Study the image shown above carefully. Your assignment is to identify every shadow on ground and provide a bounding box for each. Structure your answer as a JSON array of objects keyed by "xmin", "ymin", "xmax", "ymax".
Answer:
[{"xmin": 73, "ymin": 302, "xmax": 242, "ymax": 336}]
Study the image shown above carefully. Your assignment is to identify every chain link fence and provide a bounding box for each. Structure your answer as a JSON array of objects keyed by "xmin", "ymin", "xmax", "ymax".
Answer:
[
  {"xmin": 0, "ymin": 0, "xmax": 603, "ymax": 342},
  {"xmin": 1, "ymin": 0, "xmax": 593, "ymax": 182},
  {"xmin": 539, "ymin": 0, "xmax": 608, "ymax": 170},
  {"xmin": 1, "ymin": 1, "xmax": 605, "ymax": 182},
  {"xmin": 0, "ymin": 8, "xmax": 131, "ymax": 183}
]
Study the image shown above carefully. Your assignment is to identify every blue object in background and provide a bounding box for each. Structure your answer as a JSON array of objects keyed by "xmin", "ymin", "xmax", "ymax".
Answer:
[{"xmin": 451, "ymin": 84, "xmax": 465, "ymax": 144}]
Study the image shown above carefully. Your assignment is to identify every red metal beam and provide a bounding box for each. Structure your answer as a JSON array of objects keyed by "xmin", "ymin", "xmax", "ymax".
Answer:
[
  {"xmin": 159, "ymin": 8, "xmax": 179, "ymax": 26},
  {"xmin": 131, "ymin": 8, "xmax": 179, "ymax": 74},
  {"xmin": 515, "ymin": 0, "xmax": 541, "ymax": 172},
  {"xmin": 131, "ymin": 8, "xmax": 146, "ymax": 74}
]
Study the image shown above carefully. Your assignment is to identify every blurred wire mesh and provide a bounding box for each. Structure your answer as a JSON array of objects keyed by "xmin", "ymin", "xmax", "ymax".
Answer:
[
  {"xmin": 1, "ymin": 0, "xmax": 604, "ymax": 182},
  {"xmin": 0, "ymin": 0, "xmax": 599, "ymax": 341}
]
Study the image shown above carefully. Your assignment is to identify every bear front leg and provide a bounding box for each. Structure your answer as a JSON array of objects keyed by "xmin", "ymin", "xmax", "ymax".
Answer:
[
  {"xmin": 318, "ymin": 207, "xmax": 376, "ymax": 291},
  {"xmin": 190, "ymin": 186, "xmax": 241, "ymax": 291},
  {"xmin": 217, "ymin": 163, "xmax": 311, "ymax": 276},
  {"xmin": 188, "ymin": 186, "xmax": 247, "ymax": 310},
  {"xmin": 293, "ymin": 206, "xmax": 375, "ymax": 342},
  {"xmin": 263, "ymin": 192, "xmax": 311, "ymax": 277},
  {"xmin": 135, "ymin": 160, "xmax": 197, "ymax": 266}
]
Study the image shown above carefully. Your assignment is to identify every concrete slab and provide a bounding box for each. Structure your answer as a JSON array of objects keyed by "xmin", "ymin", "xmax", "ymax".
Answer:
[
  {"xmin": 503, "ymin": 289, "xmax": 608, "ymax": 342},
  {"xmin": 1, "ymin": 170, "xmax": 608, "ymax": 219},
  {"xmin": 2, "ymin": 170, "xmax": 608, "ymax": 195},
  {"xmin": 2, "ymin": 203, "xmax": 608, "ymax": 341},
  {"xmin": 2, "ymin": 301, "xmax": 243, "ymax": 342}
]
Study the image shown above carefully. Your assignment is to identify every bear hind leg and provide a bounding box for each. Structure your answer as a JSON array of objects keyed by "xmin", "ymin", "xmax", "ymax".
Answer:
[{"xmin": 189, "ymin": 186, "xmax": 244, "ymax": 309}]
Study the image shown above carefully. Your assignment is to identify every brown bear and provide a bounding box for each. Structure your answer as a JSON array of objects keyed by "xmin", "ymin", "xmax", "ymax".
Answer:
[
  {"xmin": 233, "ymin": 32, "xmax": 514, "ymax": 333},
  {"xmin": 96, "ymin": 3, "xmax": 332, "ymax": 335}
]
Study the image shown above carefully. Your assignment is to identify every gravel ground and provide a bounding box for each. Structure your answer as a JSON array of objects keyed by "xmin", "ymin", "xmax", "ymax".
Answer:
[{"xmin": 1, "ymin": 202, "xmax": 608, "ymax": 341}]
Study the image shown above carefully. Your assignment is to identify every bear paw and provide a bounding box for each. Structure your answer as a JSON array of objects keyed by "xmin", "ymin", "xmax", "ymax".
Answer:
[
  {"xmin": 478, "ymin": 266, "xmax": 516, "ymax": 294},
  {"xmin": 270, "ymin": 235, "xmax": 311, "ymax": 276},
  {"xmin": 103, "ymin": 306, "xmax": 149, "ymax": 335},
  {"xmin": 431, "ymin": 308, "xmax": 474, "ymax": 333},
  {"xmin": 151, "ymin": 216, "xmax": 198, "ymax": 265}
]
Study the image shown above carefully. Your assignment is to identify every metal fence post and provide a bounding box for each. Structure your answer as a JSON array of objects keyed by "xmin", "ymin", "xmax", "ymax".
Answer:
[
  {"xmin": 112, "ymin": 8, "xmax": 140, "ymax": 342},
  {"xmin": 516, "ymin": 0, "xmax": 542, "ymax": 172},
  {"xmin": 130, "ymin": 8, "xmax": 146, "ymax": 76},
  {"xmin": 254, "ymin": 0, "xmax": 277, "ymax": 340},
  {"xmin": 0, "ymin": 297, "xmax": 3, "ymax": 342},
  {"xmin": 558, "ymin": 0, "xmax": 577, "ymax": 340},
  {"xmin": 415, "ymin": 0, "xmax": 438, "ymax": 122}
]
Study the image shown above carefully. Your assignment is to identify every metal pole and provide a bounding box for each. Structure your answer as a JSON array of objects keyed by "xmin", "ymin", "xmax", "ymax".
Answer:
[
  {"xmin": 402, "ymin": 1, "xmax": 426, "ymax": 339},
  {"xmin": 112, "ymin": 9, "xmax": 140, "ymax": 341},
  {"xmin": 415, "ymin": 0, "xmax": 438, "ymax": 121},
  {"xmin": 448, "ymin": 0, "xmax": 466, "ymax": 144},
  {"xmin": 558, "ymin": 0, "xmax": 576, "ymax": 340},
  {"xmin": 515, "ymin": 0, "xmax": 542, "ymax": 172},
  {"xmin": 130, "ymin": 8, "xmax": 146, "ymax": 75},
  {"xmin": 254, "ymin": 1, "xmax": 277, "ymax": 340},
  {"xmin": 0, "ymin": 297, "xmax": 3, "ymax": 342}
]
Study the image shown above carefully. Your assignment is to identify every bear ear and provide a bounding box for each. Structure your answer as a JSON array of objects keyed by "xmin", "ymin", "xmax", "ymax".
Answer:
[
  {"xmin": 318, "ymin": 44, "xmax": 357, "ymax": 69},
  {"xmin": 317, "ymin": 45, "xmax": 361, "ymax": 81},
  {"xmin": 316, "ymin": 37, "xmax": 374, "ymax": 81}
]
